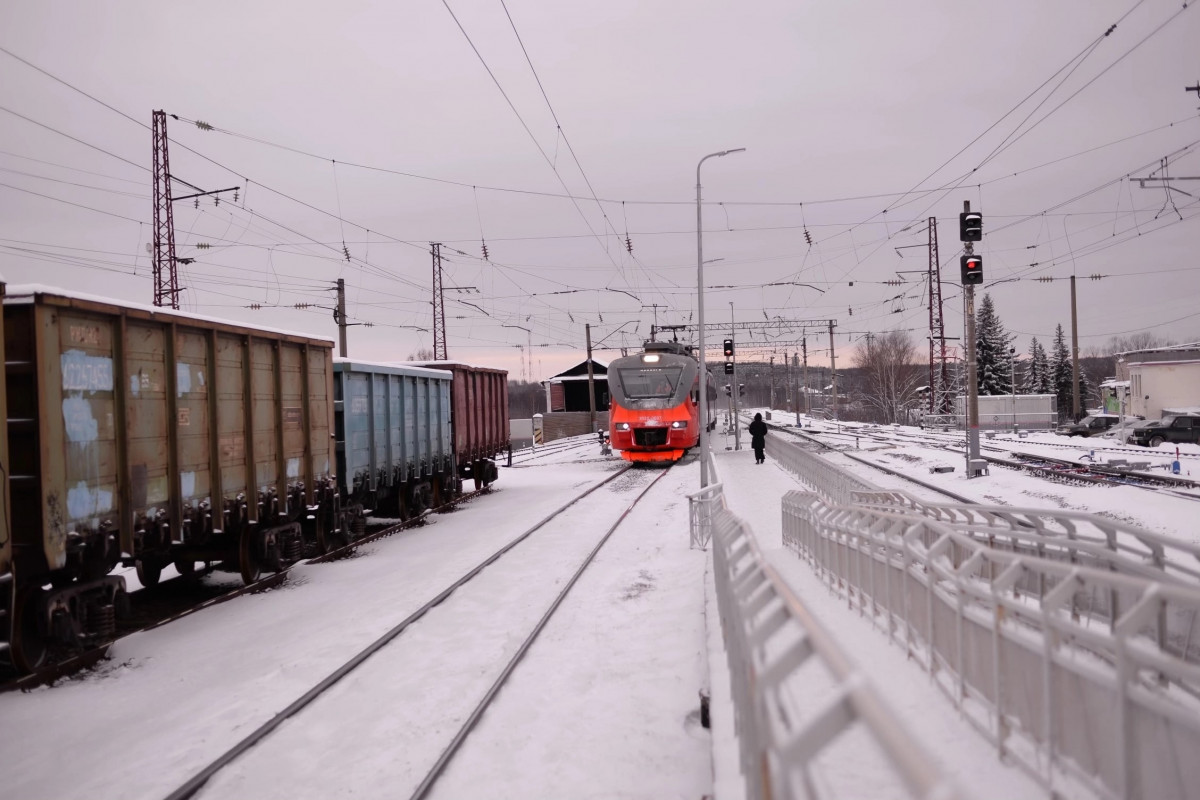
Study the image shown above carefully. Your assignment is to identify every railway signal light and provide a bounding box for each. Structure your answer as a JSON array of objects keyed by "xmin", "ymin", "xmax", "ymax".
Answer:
[
  {"xmin": 959, "ymin": 211, "xmax": 983, "ymax": 242},
  {"xmin": 960, "ymin": 255, "xmax": 983, "ymax": 285},
  {"xmin": 723, "ymin": 339, "xmax": 734, "ymax": 357},
  {"xmin": 724, "ymin": 384, "xmax": 732, "ymax": 395},
  {"xmin": 739, "ymin": 383, "xmax": 746, "ymax": 396},
  {"xmin": 724, "ymin": 361, "xmax": 734, "ymax": 375}
]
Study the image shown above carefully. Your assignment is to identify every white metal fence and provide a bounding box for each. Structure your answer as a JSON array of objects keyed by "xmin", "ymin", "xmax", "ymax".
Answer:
[
  {"xmin": 782, "ymin": 490, "xmax": 1200, "ymax": 800},
  {"xmin": 691, "ymin": 451, "xmax": 962, "ymax": 800}
]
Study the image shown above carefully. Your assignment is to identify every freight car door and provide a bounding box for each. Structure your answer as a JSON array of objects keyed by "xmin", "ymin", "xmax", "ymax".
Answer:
[{"xmin": 175, "ymin": 330, "xmax": 212, "ymax": 523}]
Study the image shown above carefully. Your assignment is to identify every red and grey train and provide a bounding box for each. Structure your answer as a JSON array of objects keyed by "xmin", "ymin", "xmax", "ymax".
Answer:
[{"xmin": 607, "ymin": 341, "xmax": 717, "ymax": 462}]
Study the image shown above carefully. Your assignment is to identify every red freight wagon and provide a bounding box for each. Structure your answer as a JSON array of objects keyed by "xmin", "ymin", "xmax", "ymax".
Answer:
[{"xmin": 414, "ymin": 362, "xmax": 508, "ymax": 491}]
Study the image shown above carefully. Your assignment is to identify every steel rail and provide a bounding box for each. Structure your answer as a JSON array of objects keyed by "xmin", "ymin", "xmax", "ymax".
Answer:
[
  {"xmin": 407, "ymin": 464, "xmax": 674, "ymax": 800},
  {"xmin": 161, "ymin": 464, "xmax": 634, "ymax": 800}
]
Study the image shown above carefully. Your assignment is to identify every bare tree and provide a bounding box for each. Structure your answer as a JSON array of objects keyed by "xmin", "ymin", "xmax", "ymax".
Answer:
[
  {"xmin": 406, "ymin": 347, "xmax": 436, "ymax": 361},
  {"xmin": 852, "ymin": 330, "xmax": 923, "ymax": 424},
  {"xmin": 1105, "ymin": 332, "xmax": 1174, "ymax": 355}
]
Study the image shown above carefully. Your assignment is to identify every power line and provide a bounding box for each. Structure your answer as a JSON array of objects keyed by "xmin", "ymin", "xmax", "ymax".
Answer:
[{"xmin": 0, "ymin": 182, "xmax": 143, "ymax": 223}]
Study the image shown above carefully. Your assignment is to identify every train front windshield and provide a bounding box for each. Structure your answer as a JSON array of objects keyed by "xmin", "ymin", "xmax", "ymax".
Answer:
[{"xmin": 618, "ymin": 367, "xmax": 684, "ymax": 399}]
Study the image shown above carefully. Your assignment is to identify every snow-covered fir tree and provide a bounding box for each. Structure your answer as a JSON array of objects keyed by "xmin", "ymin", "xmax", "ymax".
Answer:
[
  {"xmin": 1050, "ymin": 323, "xmax": 1073, "ymax": 420},
  {"xmin": 1022, "ymin": 337, "xmax": 1052, "ymax": 394},
  {"xmin": 974, "ymin": 293, "xmax": 1014, "ymax": 395}
]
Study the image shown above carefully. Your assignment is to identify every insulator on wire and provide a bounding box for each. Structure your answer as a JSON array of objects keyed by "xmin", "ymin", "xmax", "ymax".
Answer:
[
  {"xmin": 342, "ymin": 244, "xmax": 351, "ymax": 262},
  {"xmin": 848, "ymin": 307, "xmax": 853, "ymax": 316},
  {"xmin": 249, "ymin": 303, "xmax": 261, "ymax": 310},
  {"xmin": 195, "ymin": 120, "xmax": 214, "ymax": 131},
  {"xmin": 804, "ymin": 228, "xmax": 813, "ymax": 246},
  {"xmin": 233, "ymin": 189, "xmax": 239, "ymax": 203},
  {"xmin": 196, "ymin": 242, "xmax": 211, "ymax": 249},
  {"xmin": 214, "ymin": 196, "xmax": 220, "ymax": 207},
  {"xmin": 625, "ymin": 235, "xmax": 633, "ymax": 254},
  {"xmin": 194, "ymin": 198, "xmax": 199, "ymax": 209},
  {"xmin": 482, "ymin": 241, "xmax": 489, "ymax": 260}
]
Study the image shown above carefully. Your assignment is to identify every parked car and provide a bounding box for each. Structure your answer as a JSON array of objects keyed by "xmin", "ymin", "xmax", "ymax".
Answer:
[
  {"xmin": 1057, "ymin": 414, "xmax": 1123, "ymax": 437},
  {"xmin": 1128, "ymin": 414, "xmax": 1200, "ymax": 447}
]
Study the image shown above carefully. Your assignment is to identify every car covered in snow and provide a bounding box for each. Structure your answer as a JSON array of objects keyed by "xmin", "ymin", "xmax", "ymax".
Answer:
[
  {"xmin": 1128, "ymin": 413, "xmax": 1200, "ymax": 447},
  {"xmin": 1056, "ymin": 413, "xmax": 1124, "ymax": 437}
]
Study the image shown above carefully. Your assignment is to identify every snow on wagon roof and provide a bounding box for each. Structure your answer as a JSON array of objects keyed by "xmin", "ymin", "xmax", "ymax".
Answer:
[{"xmin": 3, "ymin": 283, "xmax": 336, "ymax": 344}]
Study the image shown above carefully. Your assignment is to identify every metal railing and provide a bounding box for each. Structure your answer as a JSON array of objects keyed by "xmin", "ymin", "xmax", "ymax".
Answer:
[
  {"xmin": 698, "ymin": 450, "xmax": 961, "ymax": 800},
  {"xmin": 782, "ymin": 490, "xmax": 1200, "ymax": 800},
  {"xmin": 764, "ymin": 433, "xmax": 875, "ymax": 505},
  {"xmin": 853, "ymin": 489, "xmax": 1200, "ymax": 589}
]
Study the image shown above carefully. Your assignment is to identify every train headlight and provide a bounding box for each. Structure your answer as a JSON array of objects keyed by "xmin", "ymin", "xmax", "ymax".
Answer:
[
  {"xmin": 670, "ymin": 420, "xmax": 688, "ymax": 429},
  {"xmin": 643, "ymin": 354, "xmax": 660, "ymax": 363},
  {"xmin": 616, "ymin": 422, "xmax": 631, "ymax": 431}
]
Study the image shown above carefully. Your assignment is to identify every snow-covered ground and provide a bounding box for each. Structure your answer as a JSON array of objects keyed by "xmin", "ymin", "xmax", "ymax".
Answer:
[
  {"xmin": 0, "ymin": 447, "xmax": 709, "ymax": 800},
  {"xmin": 5, "ymin": 421, "xmax": 1193, "ymax": 800}
]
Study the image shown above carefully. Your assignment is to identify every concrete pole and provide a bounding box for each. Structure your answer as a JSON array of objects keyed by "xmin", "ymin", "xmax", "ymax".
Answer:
[
  {"xmin": 1070, "ymin": 274, "xmax": 1081, "ymax": 421},
  {"xmin": 828, "ymin": 321, "xmax": 838, "ymax": 423},
  {"xmin": 965, "ymin": 284, "xmax": 982, "ymax": 475},
  {"xmin": 802, "ymin": 337, "xmax": 809, "ymax": 417},
  {"xmin": 586, "ymin": 323, "xmax": 597, "ymax": 433},
  {"xmin": 336, "ymin": 278, "xmax": 347, "ymax": 358},
  {"xmin": 769, "ymin": 356, "xmax": 775, "ymax": 410}
]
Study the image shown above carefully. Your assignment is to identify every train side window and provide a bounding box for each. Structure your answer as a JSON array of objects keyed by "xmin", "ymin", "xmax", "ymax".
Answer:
[{"xmin": 691, "ymin": 389, "xmax": 699, "ymax": 404}]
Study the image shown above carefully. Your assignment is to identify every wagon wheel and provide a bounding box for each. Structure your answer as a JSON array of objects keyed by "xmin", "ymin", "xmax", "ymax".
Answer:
[
  {"xmin": 173, "ymin": 559, "xmax": 197, "ymax": 579},
  {"xmin": 9, "ymin": 585, "xmax": 48, "ymax": 674},
  {"xmin": 239, "ymin": 529, "xmax": 261, "ymax": 585},
  {"xmin": 135, "ymin": 559, "xmax": 162, "ymax": 588}
]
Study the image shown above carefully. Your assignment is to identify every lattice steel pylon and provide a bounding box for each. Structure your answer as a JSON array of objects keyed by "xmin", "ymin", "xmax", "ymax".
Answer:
[
  {"xmin": 431, "ymin": 242, "xmax": 448, "ymax": 360},
  {"xmin": 928, "ymin": 216, "xmax": 951, "ymax": 413},
  {"xmin": 151, "ymin": 110, "xmax": 180, "ymax": 309}
]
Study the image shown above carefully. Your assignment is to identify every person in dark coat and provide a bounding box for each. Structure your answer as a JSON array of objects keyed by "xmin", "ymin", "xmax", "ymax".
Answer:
[{"xmin": 748, "ymin": 412, "xmax": 768, "ymax": 464}]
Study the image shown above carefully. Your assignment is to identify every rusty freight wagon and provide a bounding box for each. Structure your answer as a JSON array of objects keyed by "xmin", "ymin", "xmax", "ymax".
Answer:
[
  {"xmin": 1, "ymin": 285, "xmax": 336, "ymax": 672},
  {"xmin": 414, "ymin": 362, "xmax": 509, "ymax": 490},
  {"xmin": 333, "ymin": 360, "xmax": 455, "ymax": 524}
]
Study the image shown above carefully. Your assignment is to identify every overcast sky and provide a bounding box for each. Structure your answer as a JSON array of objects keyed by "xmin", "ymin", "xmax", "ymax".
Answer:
[{"xmin": 1, "ymin": 0, "xmax": 1197, "ymax": 380}]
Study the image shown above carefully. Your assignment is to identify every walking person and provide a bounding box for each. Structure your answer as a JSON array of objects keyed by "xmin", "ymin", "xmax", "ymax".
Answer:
[{"xmin": 748, "ymin": 412, "xmax": 768, "ymax": 464}]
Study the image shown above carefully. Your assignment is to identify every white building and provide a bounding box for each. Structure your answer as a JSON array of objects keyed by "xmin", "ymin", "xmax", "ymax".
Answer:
[{"xmin": 1119, "ymin": 343, "xmax": 1200, "ymax": 420}]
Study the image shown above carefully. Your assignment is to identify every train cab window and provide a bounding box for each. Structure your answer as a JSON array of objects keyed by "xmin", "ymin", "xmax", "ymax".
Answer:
[{"xmin": 618, "ymin": 367, "xmax": 683, "ymax": 399}]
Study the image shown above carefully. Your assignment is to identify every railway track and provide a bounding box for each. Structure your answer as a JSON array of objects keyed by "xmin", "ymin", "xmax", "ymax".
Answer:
[
  {"xmin": 159, "ymin": 462, "xmax": 670, "ymax": 800},
  {"xmin": 797, "ymin": 421, "xmax": 1200, "ymax": 495},
  {"xmin": 0, "ymin": 488, "xmax": 488, "ymax": 693}
]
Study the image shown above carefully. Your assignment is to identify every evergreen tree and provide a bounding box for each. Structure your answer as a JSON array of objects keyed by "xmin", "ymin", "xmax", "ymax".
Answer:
[
  {"xmin": 1050, "ymin": 324, "xmax": 1073, "ymax": 420},
  {"xmin": 975, "ymin": 293, "xmax": 1013, "ymax": 395},
  {"xmin": 1022, "ymin": 337, "xmax": 1052, "ymax": 394}
]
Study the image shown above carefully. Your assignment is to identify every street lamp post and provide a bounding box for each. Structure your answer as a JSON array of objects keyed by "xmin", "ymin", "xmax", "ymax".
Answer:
[
  {"xmin": 1010, "ymin": 346, "xmax": 1018, "ymax": 434},
  {"xmin": 697, "ymin": 148, "xmax": 745, "ymax": 488}
]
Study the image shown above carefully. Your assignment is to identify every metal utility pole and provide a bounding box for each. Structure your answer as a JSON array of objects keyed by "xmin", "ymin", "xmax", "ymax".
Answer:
[
  {"xmin": 336, "ymin": 278, "xmax": 348, "ymax": 357},
  {"xmin": 1070, "ymin": 275, "xmax": 1081, "ymax": 420},
  {"xmin": 802, "ymin": 337, "xmax": 809, "ymax": 416},
  {"xmin": 962, "ymin": 201, "xmax": 982, "ymax": 477},
  {"xmin": 827, "ymin": 321, "xmax": 838, "ymax": 423},
  {"xmin": 927, "ymin": 216, "xmax": 950, "ymax": 413},
  {"xmin": 151, "ymin": 110, "xmax": 179, "ymax": 309},
  {"xmin": 586, "ymin": 323, "xmax": 597, "ymax": 433},
  {"xmin": 730, "ymin": 304, "xmax": 740, "ymax": 450},
  {"xmin": 431, "ymin": 243, "xmax": 448, "ymax": 360}
]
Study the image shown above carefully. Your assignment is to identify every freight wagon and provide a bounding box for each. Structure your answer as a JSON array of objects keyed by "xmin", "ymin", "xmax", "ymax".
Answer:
[
  {"xmin": 0, "ymin": 284, "xmax": 337, "ymax": 672},
  {"xmin": 413, "ymin": 361, "xmax": 509, "ymax": 490},
  {"xmin": 333, "ymin": 360, "xmax": 455, "ymax": 528}
]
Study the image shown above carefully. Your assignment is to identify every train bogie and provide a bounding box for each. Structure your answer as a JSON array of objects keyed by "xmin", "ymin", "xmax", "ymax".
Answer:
[{"xmin": 333, "ymin": 360, "xmax": 455, "ymax": 522}]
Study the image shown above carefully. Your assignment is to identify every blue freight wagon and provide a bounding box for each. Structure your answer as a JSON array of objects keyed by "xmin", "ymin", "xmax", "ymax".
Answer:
[{"xmin": 333, "ymin": 360, "xmax": 455, "ymax": 529}]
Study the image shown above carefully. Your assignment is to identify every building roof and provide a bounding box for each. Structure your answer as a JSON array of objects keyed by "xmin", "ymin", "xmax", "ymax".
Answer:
[{"xmin": 546, "ymin": 358, "xmax": 609, "ymax": 380}]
